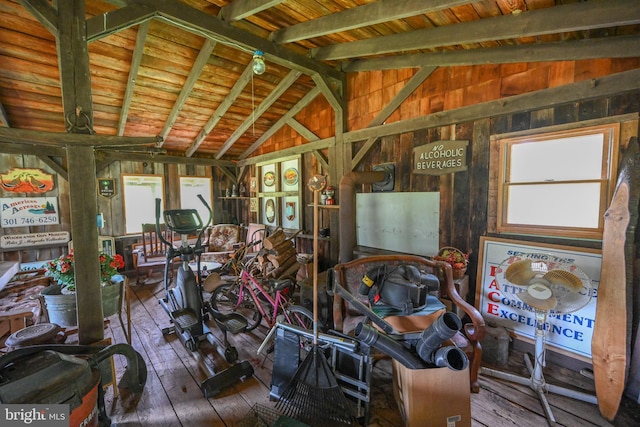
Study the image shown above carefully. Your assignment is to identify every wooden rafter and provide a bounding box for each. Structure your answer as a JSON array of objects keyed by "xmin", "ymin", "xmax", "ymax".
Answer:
[
  {"xmin": 270, "ymin": 0, "xmax": 470, "ymax": 44},
  {"xmin": 215, "ymin": 70, "xmax": 303, "ymax": 159},
  {"xmin": 19, "ymin": 0, "xmax": 57, "ymax": 34},
  {"xmin": 118, "ymin": 20, "xmax": 149, "ymax": 136},
  {"xmin": 351, "ymin": 67, "xmax": 437, "ymax": 169},
  {"xmin": 344, "ymin": 35, "xmax": 640, "ymax": 72},
  {"xmin": 220, "ymin": 0, "xmax": 286, "ymax": 22},
  {"xmin": 150, "ymin": 0, "xmax": 341, "ymax": 80},
  {"xmin": 86, "ymin": 3, "xmax": 157, "ymax": 42},
  {"xmin": 159, "ymin": 38, "xmax": 216, "ymax": 143},
  {"xmin": 238, "ymin": 86, "xmax": 321, "ymax": 159},
  {"xmin": 312, "ymin": 0, "xmax": 640, "ymax": 61},
  {"xmin": 186, "ymin": 64, "xmax": 255, "ymax": 157}
]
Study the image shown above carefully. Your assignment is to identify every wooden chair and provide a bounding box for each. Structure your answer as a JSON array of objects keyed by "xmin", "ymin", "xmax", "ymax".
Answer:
[
  {"xmin": 244, "ymin": 223, "xmax": 267, "ymax": 254},
  {"xmin": 132, "ymin": 223, "xmax": 175, "ymax": 285},
  {"xmin": 331, "ymin": 254, "xmax": 486, "ymax": 392}
]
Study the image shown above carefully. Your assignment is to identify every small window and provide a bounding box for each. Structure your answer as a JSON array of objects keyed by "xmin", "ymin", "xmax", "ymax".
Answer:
[
  {"xmin": 179, "ymin": 177, "xmax": 213, "ymax": 225},
  {"xmin": 122, "ymin": 175, "xmax": 164, "ymax": 234},
  {"xmin": 497, "ymin": 123, "xmax": 619, "ymax": 239}
]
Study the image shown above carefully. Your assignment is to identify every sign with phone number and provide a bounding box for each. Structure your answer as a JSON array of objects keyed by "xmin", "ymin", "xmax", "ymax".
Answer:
[{"xmin": 0, "ymin": 197, "xmax": 60, "ymax": 228}]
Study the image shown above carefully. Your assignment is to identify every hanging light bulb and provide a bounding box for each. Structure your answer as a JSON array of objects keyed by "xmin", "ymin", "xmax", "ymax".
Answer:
[{"xmin": 252, "ymin": 50, "xmax": 265, "ymax": 75}]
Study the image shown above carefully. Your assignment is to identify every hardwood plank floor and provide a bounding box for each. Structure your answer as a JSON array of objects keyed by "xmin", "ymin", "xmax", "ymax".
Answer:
[{"xmin": 101, "ymin": 277, "xmax": 640, "ymax": 427}]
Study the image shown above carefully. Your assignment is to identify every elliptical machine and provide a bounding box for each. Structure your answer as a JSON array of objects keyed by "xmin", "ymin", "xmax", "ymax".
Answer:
[{"xmin": 155, "ymin": 195, "xmax": 254, "ymax": 398}]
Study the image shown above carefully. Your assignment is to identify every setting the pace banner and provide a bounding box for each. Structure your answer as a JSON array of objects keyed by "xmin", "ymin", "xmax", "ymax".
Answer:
[{"xmin": 475, "ymin": 237, "xmax": 602, "ymax": 360}]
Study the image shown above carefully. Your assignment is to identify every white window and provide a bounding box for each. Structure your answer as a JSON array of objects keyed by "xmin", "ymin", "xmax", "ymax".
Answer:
[
  {"xmin": 122, "ymin": 175, "xmax": 164, "ymax": 234},
  {"xmin": 497, "ymin": 123, "xmax": 619, "ymax": 240},
  {"xmin": 179, "ymin": 176, "xmax": 213, "ymax": 226}
]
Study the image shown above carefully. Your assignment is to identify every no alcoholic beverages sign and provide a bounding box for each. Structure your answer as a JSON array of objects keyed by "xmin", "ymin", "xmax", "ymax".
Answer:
[{"xmin": 413, "ymin": 140, "xmax": 468, "ymax": 175}]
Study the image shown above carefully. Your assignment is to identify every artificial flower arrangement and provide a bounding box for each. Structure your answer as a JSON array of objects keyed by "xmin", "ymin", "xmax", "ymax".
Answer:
[{"xmin": 45, "ymin": 250, "xmax": 125, "ymax": 292}]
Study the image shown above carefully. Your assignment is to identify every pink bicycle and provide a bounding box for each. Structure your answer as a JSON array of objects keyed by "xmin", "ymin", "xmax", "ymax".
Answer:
[{"xmin": 210, "ymin": 242, "xmax": 316, "ymax": 332}]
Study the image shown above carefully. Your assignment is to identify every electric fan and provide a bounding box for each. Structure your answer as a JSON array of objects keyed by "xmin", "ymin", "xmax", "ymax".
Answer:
[{"xmin": 481, "ymin": 253, "xmax": 597, "ymax": 425}]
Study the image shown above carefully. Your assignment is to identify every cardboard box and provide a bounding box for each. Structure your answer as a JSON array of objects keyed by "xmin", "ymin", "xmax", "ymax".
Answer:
[
  {"xmin": 387, "ymin": 312, "xmax": 471, "ymax": 427},
  {"xmin": 393, "ymin": 360, "xmax": 471, "ymax": 427}
]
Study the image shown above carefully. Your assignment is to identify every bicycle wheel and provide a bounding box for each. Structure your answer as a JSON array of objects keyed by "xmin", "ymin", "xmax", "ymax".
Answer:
[
  {"xmin": 210, "ymin": 283, "xmax": 262, "ymax": 331},
  {"xmin": 284, "ymin": 304, "xmax": 317, "ymax": 331}
]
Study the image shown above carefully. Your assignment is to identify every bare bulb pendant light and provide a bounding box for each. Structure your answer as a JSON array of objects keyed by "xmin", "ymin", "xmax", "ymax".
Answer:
[{"xmin": 252, "ymin": 50, "xmax": 265, "ymax": 75}]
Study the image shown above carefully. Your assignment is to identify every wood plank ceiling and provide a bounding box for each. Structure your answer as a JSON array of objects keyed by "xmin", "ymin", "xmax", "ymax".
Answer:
[{"xmin": 0, "ymin": 0, "xmax": 639, "ymax": 163}]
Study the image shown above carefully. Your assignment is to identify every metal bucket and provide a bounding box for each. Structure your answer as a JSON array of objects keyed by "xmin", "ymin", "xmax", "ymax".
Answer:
[
  {"xmin": 481, "ymin": 322, "xmax": 510, "ymax": 366},
  {"xmin": 40, "ymin": 285, "xmax": 77, "ymax": 327},
  {"xmin": 101, "ymin": 280, "xmax": 123, "ymax": 318}
]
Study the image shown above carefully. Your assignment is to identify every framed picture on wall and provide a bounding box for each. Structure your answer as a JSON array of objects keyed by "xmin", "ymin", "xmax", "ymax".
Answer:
[
  {"xmin": 281, "ymin": 196, "xmax": 299, "ymax": 230},
  {"xmin": 250, "ymin": 197, "xmax": 259, "ymax": 213}
]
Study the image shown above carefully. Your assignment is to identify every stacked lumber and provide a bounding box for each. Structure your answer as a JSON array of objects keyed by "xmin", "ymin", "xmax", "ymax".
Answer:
[{"xmin": 256, "ymin": 229, "xmax": 300, "ymax": 279}]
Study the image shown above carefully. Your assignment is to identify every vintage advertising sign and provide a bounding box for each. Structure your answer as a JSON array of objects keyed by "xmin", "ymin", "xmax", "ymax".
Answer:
[
  {"xmin": 98, "ymin": 178, "xmax": 116, "ymax": 198},
  {"xmin": 0, "ymin": 168, "xmax": 55, "ymax": 193},
  {"xmin": 1, "ymin": 231, "xmax": 70, "ymax": 249},
  {"xmin": 475, "ymin": 237, "xmax": 601, "ymax": 360},
  {"xmin": 413, "ymin": 140, "xmax": 468, "ymax": 175},
  {"xmin": 0, "ymin": 197, "xmax": 60, "ymax": 228}
]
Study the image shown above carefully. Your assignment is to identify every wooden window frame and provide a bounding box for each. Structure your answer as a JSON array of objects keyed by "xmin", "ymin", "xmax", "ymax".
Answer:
[
  {"xmin": 121, "ymin": 174, "xmax": 165, "ymax": 235},
  {"xmin": 496, "ymin": 123, "xmax": 619, "ymax": 240}
]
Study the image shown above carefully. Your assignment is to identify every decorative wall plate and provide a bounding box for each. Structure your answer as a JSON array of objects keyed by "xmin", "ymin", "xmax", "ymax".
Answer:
[
  {"xmin": 283, "ymin": 168, "xmax": 298, "ymax": 186},
  {"xmin": 263, "ymin": 171, "xmax": 276, "ymax": 187},
  {"xmin": 265, "ymin": 198, "xmax": 276, "ymax": 223}
]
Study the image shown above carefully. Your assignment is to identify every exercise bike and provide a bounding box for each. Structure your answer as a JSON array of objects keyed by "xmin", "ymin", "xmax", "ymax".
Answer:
[{"xmin": 155, "ymin": 196, "xmax": 254, "ymax": 398}]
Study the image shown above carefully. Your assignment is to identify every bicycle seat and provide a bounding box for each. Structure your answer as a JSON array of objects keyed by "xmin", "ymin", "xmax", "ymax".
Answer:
[{"xmin": 269, "ymin": 278, "xmax": 293, "ymax": 292}]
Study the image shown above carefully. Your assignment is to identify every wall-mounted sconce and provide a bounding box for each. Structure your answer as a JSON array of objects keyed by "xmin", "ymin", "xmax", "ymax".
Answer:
[{"xmin": 252, "ymin": 50, "xmax": 265, "ymax": 75}]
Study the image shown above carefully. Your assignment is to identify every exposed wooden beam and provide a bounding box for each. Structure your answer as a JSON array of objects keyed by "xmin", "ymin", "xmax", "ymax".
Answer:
[
  {"xmin": 237, "ymin": 136, "xmax": 335, "ymax": 167},
  {"xmin": 217, "ymin": 165, "xmax": 237, "ymax": 183},
  {"xmin": 19, "ymin": 0, "xmax": 57, "ymax": 35},
  {"xmin": 312, "ymin": 150, "xmax": 329, "ymax": 172},
  {"xmin": 313, "ymin": 0, "xmax": 640, "ymax": 61},
  {"xmin": 86, "ymin": 3, "xmax": 156, "ymax": 42},
  {"xmin": 118, "ymin": 21, "xmax": 149, "ymax": 136},
  {"xmin": 159, "ymin": 38, "xmax": 216, "ymax": 143},
  {"xmin": 0, "ymin": 128, "xmax": 162, "ymax": 147},
  {"xmin": 312, "ymin": 74, "xmax": 342, "ymax": 113},
  {"xmin": 238, "ymin": 86, "xmax": 321, "ymax": 159},
  {"xmin": 352, "ymin": 67, "xmax": 436, "ymax": 169},
  {"xmin": 0, "ymin": 142, "xmax": 65, "ymax": 157},
  {"xmin": 149, "ymin": 0, "xmax": 342, "ymax": 80},
  {"xmin": 344, "ymin": 35, "xmax": 640, "ymax": 72},
  {"xmin": 56, "ymin": 0, "xmax": 94, "ymax": 135},
  {"xmin": 270, "ymin": 0, "xmax": 470, "ymax": 44},
  {"xmin": 215, "ymin": 70, "xmax": 302, "ymax": 159},
  {"xmin": 344, "ymin": 68, "xmax": 640, "ymax": 144},
  {"xmin": 98, "ymin": 150, "xmax": 236, "ymax": 167},
  {"xmin": 186, "ymin": 64, "xmax": 254, "ymax": 157},
  {"xmin": 220, "ymin": 0, "xmax": 285, "ymax": 22},
  {"xmin": 57, "ymin": 0, "xmax": 103, "ymax": 346},
  {"xmin": 287, "ymin": 118, "xmax": 318, "ymax": 142},
  {"xmin": 37, "ymin": 155, "xmax": 68, "ymax": 181}
]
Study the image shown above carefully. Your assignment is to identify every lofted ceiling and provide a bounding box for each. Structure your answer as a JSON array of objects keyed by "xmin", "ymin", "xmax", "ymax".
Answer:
[{"xmin": 0, "ymin": 0, "xmax": 639, "ymax": 163}]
